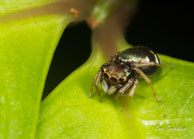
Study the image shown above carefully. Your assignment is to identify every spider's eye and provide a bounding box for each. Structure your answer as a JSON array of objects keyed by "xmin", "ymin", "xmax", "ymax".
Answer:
[
  {"xmin": 110, "ymin": 77, "xmax": 118, "ymax": 84},
  {"xmin": 119, "ymin": 78, "xmax": 124, "ymax": 82},
  {"xmin": 104, "ymin": 72, "xmax": 110, "ymax": 79}
]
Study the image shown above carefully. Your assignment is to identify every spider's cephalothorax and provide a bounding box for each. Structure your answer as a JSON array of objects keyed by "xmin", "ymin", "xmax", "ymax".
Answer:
[
  {"xmin": 89, "ymin": 47, "xmax": 166, "ymax": 110},
  {"xmin": 100, "ymin": 61, "xmax": 132, "ymax": 95}
]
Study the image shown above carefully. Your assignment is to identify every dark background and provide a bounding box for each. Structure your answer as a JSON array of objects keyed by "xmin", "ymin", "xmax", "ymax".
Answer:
[{"xmin": 42, "ymin": 0, "xmax": 194, "ymax": 98}]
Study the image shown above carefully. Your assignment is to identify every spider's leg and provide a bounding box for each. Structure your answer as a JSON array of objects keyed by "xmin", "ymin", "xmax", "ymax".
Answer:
[
  {"xmin": 133, "ymin": 62, "xmax": 173, "ymax": 68},
  {"xmin": 133, "ymin": 67, "xmax": 162, "ymax": 103},
  {"xmin": 89, "ymin": 70, "xmax": 102, "ymax": 102},
  {"xmin": 115, "ymin": 78, "xmax": 134, "ymax": 99},
  {"xmin": 121, "ymin": 79, "xmax": 139, "ymax": 112}
]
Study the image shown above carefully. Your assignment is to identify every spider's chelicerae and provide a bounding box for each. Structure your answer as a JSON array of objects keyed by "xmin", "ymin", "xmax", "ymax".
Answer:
[{"xmin": 89, "ymin": 47, "xmax": 171, "ymax": 110}]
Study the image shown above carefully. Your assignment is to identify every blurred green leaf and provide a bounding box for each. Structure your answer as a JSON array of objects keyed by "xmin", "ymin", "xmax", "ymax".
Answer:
[
  {"xmin": 0, "ymin": 10, "xmax": 71, "ymax": 139},
  {"xmin": 0, "ymin": 0, "xmax": 53, "ymax": 15},
  {"xmin": 36, "ymin": 40, "xmax": 194, "ymax": 138}
]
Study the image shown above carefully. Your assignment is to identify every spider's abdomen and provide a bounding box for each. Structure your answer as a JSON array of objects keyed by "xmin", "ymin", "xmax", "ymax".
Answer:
[{"xmin": 119, "ymin": 47, "xmax": 161, "ymax": 75}]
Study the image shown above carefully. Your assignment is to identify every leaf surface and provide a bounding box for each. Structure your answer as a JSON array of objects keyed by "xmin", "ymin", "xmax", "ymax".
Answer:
[
  {"xmin": 36, "ymin": 41, "xmax": 194, "ymax": 138},
  {"xmin": 0, "ymin": 11, "xmax": 71, "ymax": 139}
]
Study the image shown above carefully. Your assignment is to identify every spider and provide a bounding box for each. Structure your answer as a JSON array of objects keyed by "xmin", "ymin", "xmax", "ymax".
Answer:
[{"xmin": 89, "ymin": 47, "xmax": 170, "ymax": 110}]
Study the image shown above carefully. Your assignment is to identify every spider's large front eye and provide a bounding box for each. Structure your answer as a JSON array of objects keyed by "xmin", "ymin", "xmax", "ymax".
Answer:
[
  {"xmin": 110, "ymin": 76, "xmax": 118, "ymax": 84},
  {"xmin": 104, "ymin": 72, "xmax": 110, "ymax": 79},
  {"xmin": 119, "ymin": 78, "xmax": 124, "ymax": 82}
]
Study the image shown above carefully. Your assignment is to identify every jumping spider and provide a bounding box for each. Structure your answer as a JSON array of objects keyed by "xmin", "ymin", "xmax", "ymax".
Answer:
[{"xmin": 89, "ymin": 47, "xmax": 170, "ymax": 110}]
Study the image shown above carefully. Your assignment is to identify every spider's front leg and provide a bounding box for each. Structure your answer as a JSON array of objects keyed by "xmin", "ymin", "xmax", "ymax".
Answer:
[
  {"xmin": 89, "ymin": 69, "xmax": 102, "ymax": 102},
  {"xmin": 115, "ymin": 77, "xmax": 139, "ymax": 112},
  {"xmin": 115, "ymin": 78, "xmax": 134, "ymax": 99},
  {"xmin": 120, "ymin": 79, "xmax": 139, "ymax": 112}
]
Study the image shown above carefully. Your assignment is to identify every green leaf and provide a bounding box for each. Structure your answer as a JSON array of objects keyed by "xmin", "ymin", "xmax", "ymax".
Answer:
[
  {"xmin": 129, "ymin": 54, "xmax": 194, "ymax": 138},
  {"xmin": 1, "ymin": 0, "xmax": 193, "ymax": 138},
  {"xmin": 36, "ymin": 42, "xmax": 128, "ymax": 139},
  {"xmin": 0, "ymin": 0, "xmax": 53, "ymax": 15},
  {"xmin": 36, "ymin": 39, "xmax": 194, "ymax": 138},
  {"xmin": 0, "ymin": 13, "xmax": 71, "ymax": 139}
]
